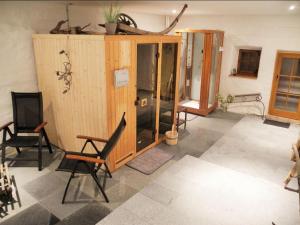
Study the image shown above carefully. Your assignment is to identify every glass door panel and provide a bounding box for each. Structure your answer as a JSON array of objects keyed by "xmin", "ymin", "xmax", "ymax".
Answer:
[
  {"xmin": 274, "ymin": 57, "xmax": 300, "ymax": 112},
  {"xmin": 275, "ymin": 93, "xmax": 299, "ymax": 112},
  {"xmin": 190, "ymin": 33, "xmax": 204, "ymax": 103},
  {"xmin": 208, "ymin": 32, "xmax": 221, "ymax": 108},
  {"xmin": 159, "ymin": 43, "xmax": 178, "ymax": 136},
  {"xmin": 136, "ymin": 44, "xmax": 158, "ymax": 152},
  {"xmin": 179, "ymin": 33, "xmax": 187, "ymax": 100},
  {"xmin": 277, "ymin": 76, "xmax": 290, "ymax": 93},
  {"xmin": 185, "ymin": 33, "xmax": 193, "ymax": 99},
  {"xmin": 280, "ymin": 58, "xmax": 294, "ymax": 75}
]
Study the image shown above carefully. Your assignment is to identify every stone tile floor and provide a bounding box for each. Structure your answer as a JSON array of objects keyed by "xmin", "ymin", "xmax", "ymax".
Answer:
[
  {"xmin": 0, "ymin": 110, "xmax": 244, "ymax": 224},
  {"xmin": 97, "ymin": 115, "xmax": 300, "ymax": 225}
]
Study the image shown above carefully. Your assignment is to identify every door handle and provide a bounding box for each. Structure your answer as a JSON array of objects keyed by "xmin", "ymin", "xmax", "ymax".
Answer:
[{"xmin": 134, "ymin": 97, "xmax": 140, "ymax": 106}]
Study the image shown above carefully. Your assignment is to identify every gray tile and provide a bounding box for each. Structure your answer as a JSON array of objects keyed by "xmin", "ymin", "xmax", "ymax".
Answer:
[
  {"xmin": 121, "ymin": 193, "xmax": 192, "ymax": 225},
  {"xmin": 75, "ymin": 174, "xmax": 119, "ymax": 199},
  {"xmin": 56, "ymin": 203, "xmax": 111, "ymax": 225},
  {"xmin": 105, "ymin": 183, "xmax": 138, "ymax": 210},
  {"xmin": 112, "ymin": 166, "xmax": 152, "ymax": 190},
  {"xmin": 23, "ymin": 172, "xmax": 66, "ymax": 200},
  {"xmin": 8, "ymin": 148, "xmax": 58, "ymax": 168},
  {"xmin": 39, "ymin": 182, "xmax": 90, "ymax": 220},
  {"xmin": 96, "ymin": 207, "xmax": 151, "ymax": 225},
  {"xmin": 0, "ymin": 203, "xmax": 60, "ymax": 225},
  {"xmin": 140, "ymin": 182, "xmax": 179, "ymax": 206}
]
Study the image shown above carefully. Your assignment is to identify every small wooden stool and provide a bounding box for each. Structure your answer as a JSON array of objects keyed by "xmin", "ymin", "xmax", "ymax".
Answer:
[{"xmin": 176, "ymin": 106, "xmax": 188, "ymax": 131}]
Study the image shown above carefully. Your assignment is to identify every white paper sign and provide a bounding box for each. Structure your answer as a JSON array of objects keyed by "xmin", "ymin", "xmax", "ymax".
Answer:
[{"xmin": 114, "ymin": 68, "xmax": 129, "ymax": 87}]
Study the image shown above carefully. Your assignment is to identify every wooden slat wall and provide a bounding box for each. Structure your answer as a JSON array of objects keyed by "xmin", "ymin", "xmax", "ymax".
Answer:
[
  {"xmin": 33, "ymin": 35, "xmax": 108, "ymax": 153},
  {"xmin": 105, "ymin": 37, "xmax": 136, "ymax": 170},
  {"xmin": 33, "ymin": 34, "xmax": 181, "ymax": 171}
]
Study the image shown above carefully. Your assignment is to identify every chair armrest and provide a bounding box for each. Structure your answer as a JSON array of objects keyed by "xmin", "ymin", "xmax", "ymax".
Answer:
[
  {"xmin": 66, "ymin": 154, "xmax": 105, "ymax": 164},
  {"xmin": 0, "ymin": 122, "xmax": 13, "ymax": 131},
  {"xmin": 76, "ymin": 135, "xmax": 108, "ymax": 143},
  {"xmin": 34, "ymin": 122, "xmax": 48, "ymax": 133}
]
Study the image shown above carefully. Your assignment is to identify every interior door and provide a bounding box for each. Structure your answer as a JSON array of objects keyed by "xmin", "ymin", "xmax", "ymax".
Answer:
[
  {"xmin": 182, "ymin": 32, "xmax": 205, "ymax": 110},
  {"xmin": 270, "ymin": 52, "xmax": 300, "ymax": 119},
  {"xmin": 136, "ymin": 43, "xmax": 158, "ymax": 152}
]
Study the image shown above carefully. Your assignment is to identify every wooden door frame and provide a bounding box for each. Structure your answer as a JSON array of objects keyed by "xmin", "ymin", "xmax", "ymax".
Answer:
[
  {"xmin": 268, "ymin": 50, "xmax": 300, "ymax": 120},
  {"xmin": 176, "ymin": 30, "xmax": 224, "ymax": 116},
  {"xmin": 209, "ymin": 31, "xmax": 225, "ymax": 111}
]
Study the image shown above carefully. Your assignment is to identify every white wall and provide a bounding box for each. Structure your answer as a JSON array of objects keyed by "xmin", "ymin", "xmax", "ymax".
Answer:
[
  {"xmin": 0, "ymin": 2, "xmax": 165, "ymax": 126},
  {"xmin": 175, "ymin": 15, "xmax": 300, "ymax": 115}
]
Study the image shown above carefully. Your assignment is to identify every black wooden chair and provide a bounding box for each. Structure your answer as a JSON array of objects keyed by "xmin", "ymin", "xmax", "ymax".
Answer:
[
  {"xmin": 57, "ymin": 113, "xmax": 126, "ymax": 204},
  {"xmin": 0, "ymin": 92, "xmax": 52, "ymax": 171}
]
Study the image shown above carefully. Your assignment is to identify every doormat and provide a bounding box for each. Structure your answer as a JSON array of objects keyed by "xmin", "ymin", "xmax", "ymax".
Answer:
[
  {"xmin": 263, "ymin": 119, "xmax": 290, "ymax": 128},
  {"xmin": 126, "ymin": 147, "xmax": 175, "ymax": 175}
]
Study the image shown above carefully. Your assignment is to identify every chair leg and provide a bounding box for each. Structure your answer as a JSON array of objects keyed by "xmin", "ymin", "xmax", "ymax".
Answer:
[
  {"xmin": 42, "ymin": 129, "xmax": 52, "ymax": 154},
  {"xmin": 38, "ymin": 133, "xmax": 43, "ymax": 171},
  {"xmin": 1, "ymin": 145, "xmax": 6, "ymax": 164},
  {"xmin": 1, "ymin": 129, "xmax": 7, "ymax": 164},
  {"xmin": 15, "ymin": 147, "xmax": 21, "ymax": 154},
  {"xmin": 90, "ymin": 171, "xmax": 109, "ymax": 203},
  {"xmin": 104, "ymin": 162, "xmax": 112, "ymax": 178},
  {"xmin": 62, "ymin": 173, "xmax": 75, "ymax": 204}
]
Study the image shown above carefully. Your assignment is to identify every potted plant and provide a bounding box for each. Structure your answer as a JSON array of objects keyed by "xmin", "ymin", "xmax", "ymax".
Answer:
[
  {"xmin": 216, "ymin": 94, "xmax": 234, "ymax": 112},
  {"xmin": 104, "ymin": 4, "xmax": 120, "ymax": 35}
]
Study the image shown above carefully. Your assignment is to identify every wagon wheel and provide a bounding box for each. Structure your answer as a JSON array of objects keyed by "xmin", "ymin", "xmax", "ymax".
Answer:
[{"xmin": 117, "ymin": 13, "xmax": 137, "ymax": 28}]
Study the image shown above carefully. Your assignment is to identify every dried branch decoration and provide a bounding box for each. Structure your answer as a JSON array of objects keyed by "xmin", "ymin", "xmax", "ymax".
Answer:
[{"xmin": 56, "ymin": 50, "xmax": 72, "ymax": 94}]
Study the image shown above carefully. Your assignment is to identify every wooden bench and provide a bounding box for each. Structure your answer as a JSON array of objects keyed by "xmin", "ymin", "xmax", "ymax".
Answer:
[{"xmin": 232, "ymin": 93, "xmax": 265, "ymax": 119}]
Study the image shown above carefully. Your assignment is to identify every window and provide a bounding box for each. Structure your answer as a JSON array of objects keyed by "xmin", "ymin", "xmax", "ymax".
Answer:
[{"xmin": 236, "ymin": 49, "xmax": 261, "ymax": 78}]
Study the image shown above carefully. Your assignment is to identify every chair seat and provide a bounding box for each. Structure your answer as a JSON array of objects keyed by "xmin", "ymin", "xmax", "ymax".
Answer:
[
  {"xmin": 4, "ymin": 136, "xmax": 39, "ymax": 147},
  {"xmin": 56, "ymin": 152, "xmax": 98, "ymax": 174}
]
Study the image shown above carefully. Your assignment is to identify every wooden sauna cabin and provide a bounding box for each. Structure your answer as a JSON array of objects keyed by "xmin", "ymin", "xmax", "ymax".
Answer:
[
  {"xmin": 32, "ymin": 34, "xmax": 181, "ymax": 171},
  {"xmin": 176, "ymin": 29, "xmax": 224, "ymax": 116}
]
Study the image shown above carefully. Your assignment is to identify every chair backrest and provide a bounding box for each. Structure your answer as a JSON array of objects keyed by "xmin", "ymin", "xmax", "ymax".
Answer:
[
  {"xmin": 100, "ymin": 112, "xmax": 126, "ymax": 159},
  {"xmin": 11, "ymin": 92, "xmax": 43, "ymax": 133}
]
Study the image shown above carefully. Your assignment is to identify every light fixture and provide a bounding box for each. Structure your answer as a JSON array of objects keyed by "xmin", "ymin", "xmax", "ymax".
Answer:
[
  {"xmin": 172, "ymin": 9, "xmax": 177, "ymax": 14},
  {"xmin": 289, "ymin": 5, "xmax": 296, "ymax": 11}
]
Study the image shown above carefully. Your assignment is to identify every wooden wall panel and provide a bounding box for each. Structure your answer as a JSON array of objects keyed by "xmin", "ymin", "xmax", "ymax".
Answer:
[
  {"xmin": 33, "ymin": 35, "xmax": 108, "ymax": 153},
  {"xmin": 105, "ymin": 37, "xmax": 136, "ymax": 170}
]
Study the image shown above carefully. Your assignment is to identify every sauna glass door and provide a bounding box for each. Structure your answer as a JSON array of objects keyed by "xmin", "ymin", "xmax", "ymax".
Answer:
[
  {"xmin": 159, "ymin": 43, "xmax": 178, "ymax": 136},
  {"xmin": 273, "ymin": 57, "xmax": 300, "ymax": 113},
  {"xmin": 136, "ymin": 44, "xmax": 158, "ymax": 152},
  {"xmin": 182, "ymin": 32, "xmax": 204, "ymax": 109}
]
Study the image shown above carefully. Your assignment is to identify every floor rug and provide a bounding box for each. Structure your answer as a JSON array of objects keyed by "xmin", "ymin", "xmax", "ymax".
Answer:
[
  {"xmin": 126, "ymin": 147, "xmax": 175, "ymax": 175},
  {"xmin": 263, "ymin": 119, "xmax": 290, "ymax": 128}
]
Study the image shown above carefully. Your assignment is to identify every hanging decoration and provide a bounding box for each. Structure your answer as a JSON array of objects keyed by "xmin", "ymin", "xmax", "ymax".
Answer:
[{"xmin": 56, "ymin": 50, "xmax": 72, "ymax": 94}]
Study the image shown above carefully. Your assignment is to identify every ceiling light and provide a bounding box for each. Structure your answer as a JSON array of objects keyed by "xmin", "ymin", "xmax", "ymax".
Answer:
[
  {"xmin": 172, "ymin": 9, "xmax": 177, "ymax": 14},
  {"xmin": 289, "ymin": 5, "xmax": 295, "ymax": 11}
]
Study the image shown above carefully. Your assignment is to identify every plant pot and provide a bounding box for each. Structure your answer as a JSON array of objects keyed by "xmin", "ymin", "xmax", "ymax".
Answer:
[{"xmin": 105, "ymin": 23, "xmax": 117, "ymax": 35}]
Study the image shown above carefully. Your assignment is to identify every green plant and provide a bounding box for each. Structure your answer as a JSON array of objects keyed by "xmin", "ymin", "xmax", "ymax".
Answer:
[
  {"xmin": 216, "ymin": 94, "xmax": 234, "ymax": 112},
  {"xmin": 104, "ymin": 4, "xmax": 120, "ymax": 23}
]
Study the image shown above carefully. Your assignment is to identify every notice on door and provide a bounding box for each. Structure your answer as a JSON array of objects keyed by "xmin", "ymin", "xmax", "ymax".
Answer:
[{"xmin": 114, "ymin": 68, "xmax": 129, "ymax": 88}]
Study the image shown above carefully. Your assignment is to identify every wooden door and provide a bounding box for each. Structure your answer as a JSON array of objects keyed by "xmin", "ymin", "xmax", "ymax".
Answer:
[
  {"xmin": 105, "ymin": 38, "xmax": 136, "ymax": 170},
  {"xmin": 269, "ymin": 51, "xmax": 300, "ymax": 120}
]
